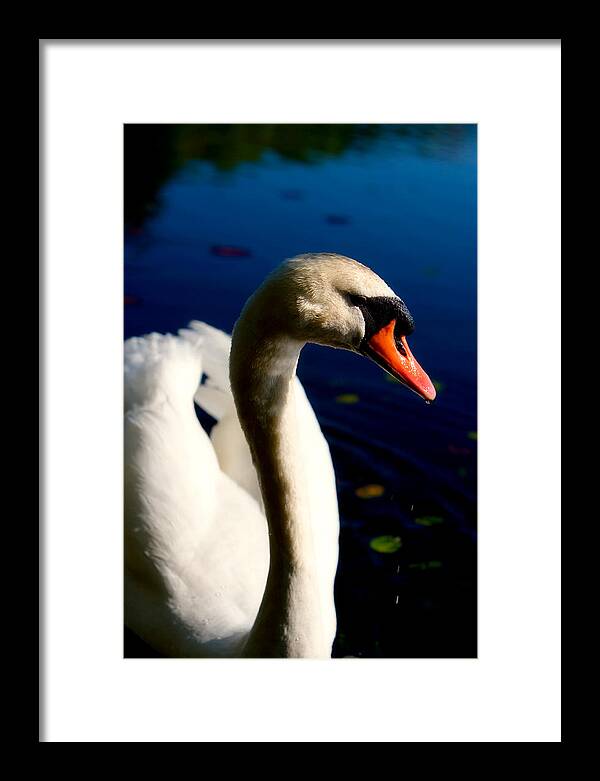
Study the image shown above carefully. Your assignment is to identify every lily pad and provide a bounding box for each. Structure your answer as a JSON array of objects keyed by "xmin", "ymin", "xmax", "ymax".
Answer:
[
  {"xmin": 355, "ymin": 484, "xmax": 385, "ymax": 499},
  {"xmin": 210, "ymin": 245, "xmax": 252, "ymax": 258},
  {"xmin": 409, "ymin": 560, "xmax": 442, "ymax": 570},
  {"xmin": 335, "ymin": 393, "xmax": 359, "ymax": 404},
  {"xmin": 415, "ymin": 515, "xmax": 444, "ymax": 526},
  {"xmin": 448, "ymin": 445, "xmax": 471, "ymax": 456},
  {"xmin": 369, "ymin": 535, "xmax": 402, "ymax": 553}
]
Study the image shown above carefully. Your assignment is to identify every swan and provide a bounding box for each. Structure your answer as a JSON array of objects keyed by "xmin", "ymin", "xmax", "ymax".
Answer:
[{"xmin": 124, "ymin": 253, "xmax": 436, "ymax": 658}]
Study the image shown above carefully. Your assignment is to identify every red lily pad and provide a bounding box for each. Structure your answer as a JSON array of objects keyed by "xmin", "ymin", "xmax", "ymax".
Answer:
[
  {"xmin": 210, "ymin": 245, "xmax": 252, "ymax": 258},
  {"xmin": 126, "ymin": 226, "xmax": 144, "ymax": 237},
  {"xmin": 448, "ymin": 445, "xmax": 471, "ymax": 456}
]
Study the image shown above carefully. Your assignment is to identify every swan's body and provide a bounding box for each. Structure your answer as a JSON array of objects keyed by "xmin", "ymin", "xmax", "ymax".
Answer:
[
  {"xmin": 125, "ymin": 253, "xmax": 435, "ymax": 657},
  {"xmin": 124, "ymin": 322, "xmax": 338, "ymax": 656}
]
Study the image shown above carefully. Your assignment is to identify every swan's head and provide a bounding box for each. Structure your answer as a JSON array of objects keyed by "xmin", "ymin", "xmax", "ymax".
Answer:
[{"xmin": 238, "ymin": 253, "xmax": 436, "ymax": 402}]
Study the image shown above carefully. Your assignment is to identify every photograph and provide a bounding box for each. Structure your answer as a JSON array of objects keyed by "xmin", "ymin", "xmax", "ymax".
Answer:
[
  {"xmin": 41, "ymin": 39, "xmax": 561, "ymax": 743},
  {"xmin": 123, "ymin": 123, "xmax": 478, "ymax": 659}
]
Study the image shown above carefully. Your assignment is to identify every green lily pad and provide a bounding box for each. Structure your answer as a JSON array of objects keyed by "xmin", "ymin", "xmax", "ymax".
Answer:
[
  {"xmin": 415, "ymin": 515, "xmax": 444, "ymax": 526},
  {"xmin": 409, "ymin": 560, "xmax": 443, "ymax": 570},
  {"xmin": 369, "ymin": 535, "xmax": 402, "ymax": 554},
  {"xmin": 335, "ymin": 393, "xmax": 359, "ymax": 404},
  {"xmin": 355, "ymin": 484, "xmax": 385, "ymax": 499}
]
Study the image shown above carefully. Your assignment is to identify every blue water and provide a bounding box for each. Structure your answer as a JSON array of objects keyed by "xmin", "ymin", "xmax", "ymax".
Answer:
[{"xmin": 125, "ymin": 124, "xmax": 477, "ymax": 657}]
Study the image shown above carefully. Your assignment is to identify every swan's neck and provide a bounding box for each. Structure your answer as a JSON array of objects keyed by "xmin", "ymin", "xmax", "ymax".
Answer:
[{"xmin": 230, "ymin": 321, "xmax": 330, "ymax": 658}]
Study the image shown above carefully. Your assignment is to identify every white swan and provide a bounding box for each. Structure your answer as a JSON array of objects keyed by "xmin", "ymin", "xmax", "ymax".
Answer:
[{"xmin": 124, "ymin": 253, "xmax": 436, "ymax": 658}]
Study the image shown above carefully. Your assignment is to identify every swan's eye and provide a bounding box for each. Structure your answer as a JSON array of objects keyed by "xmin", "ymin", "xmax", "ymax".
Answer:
[
  {"xmin": 347, "ymin": 293, "xmax": 367, "ymax": 307},
  {"xmin": 346, "ymin": 294, "xmax": 415, "ymax": 342}
]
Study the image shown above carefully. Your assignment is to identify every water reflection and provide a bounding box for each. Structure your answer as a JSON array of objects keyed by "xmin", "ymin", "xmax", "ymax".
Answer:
[
  {"xmin": 125, "ymin": 123, "xmax": 474, "ymax": 228},
  {"xmin": 124, "ymin": 123, "xmax": 477, "ymax": 658}
]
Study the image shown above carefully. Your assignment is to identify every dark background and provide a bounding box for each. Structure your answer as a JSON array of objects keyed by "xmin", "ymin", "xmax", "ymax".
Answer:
[{"xmin": 124, "ymin": 124, "xmax": 477, "ymax": 658}]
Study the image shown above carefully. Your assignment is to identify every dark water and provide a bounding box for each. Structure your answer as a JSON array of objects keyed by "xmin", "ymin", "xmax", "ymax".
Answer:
[{"xmin": 124, "ymin": 124, "xmax": 477, "ymax": 658}]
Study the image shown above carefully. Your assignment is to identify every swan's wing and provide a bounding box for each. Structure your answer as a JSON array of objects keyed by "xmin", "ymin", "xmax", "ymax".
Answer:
[
  {"xmin": 125, "ymin": 331, "xmax": 205, "ymax": 415},
  {"xmin": 179, "ymin": 321, "xmax": 263, "ymax": 505},
  {"xmin": 179, "ymin": 320, "xmax": 232, "ymax": 421},
  {"xmin": 124, "ymin": 331, "xmax": 268, "ymax": 657}
]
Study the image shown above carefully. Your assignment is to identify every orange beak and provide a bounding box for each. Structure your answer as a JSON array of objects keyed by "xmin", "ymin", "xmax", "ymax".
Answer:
[{"xmin": 364, "ymin": 319, "xmax": 436, "ymax": 402}]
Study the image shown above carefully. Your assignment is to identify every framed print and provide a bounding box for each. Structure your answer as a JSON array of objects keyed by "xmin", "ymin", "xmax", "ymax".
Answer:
[{"xmin": 40, "ymin": 39, "xmax": 561, "ymax": 742}]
